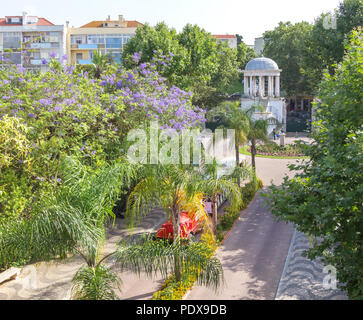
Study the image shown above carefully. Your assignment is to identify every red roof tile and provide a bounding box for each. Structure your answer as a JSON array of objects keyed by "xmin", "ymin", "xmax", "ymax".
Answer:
[
  {"xmin": 80, "ymin": 20, "xmax": 143, "ymax": 28},
  {"xmin": 212, "ymin": 34, "xmax": 236, "ymax": 39}
]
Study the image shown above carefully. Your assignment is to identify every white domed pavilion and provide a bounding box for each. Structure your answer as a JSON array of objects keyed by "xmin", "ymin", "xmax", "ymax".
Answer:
[{"xmin": 241, "ymin": 55, "xmax": 286, "ymax": 134}]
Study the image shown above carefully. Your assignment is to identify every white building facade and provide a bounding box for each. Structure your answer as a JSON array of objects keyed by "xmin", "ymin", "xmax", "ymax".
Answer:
[
  {"xmin": 212, "ymin": 35, "xmax": 238, "ymax": 49},
  {"xmin": 241, "ymin": 55, "xmax": 286, "ymax": 135},
  {"xmin": 0, "ymin": 13, "xmax": 66, "ymax": 72}
]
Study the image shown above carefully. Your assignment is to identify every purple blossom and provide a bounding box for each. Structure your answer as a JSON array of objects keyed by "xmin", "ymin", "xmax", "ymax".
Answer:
[{"xmin": 132, "ymin": 51, "xmax": 142, "ymax": 63}]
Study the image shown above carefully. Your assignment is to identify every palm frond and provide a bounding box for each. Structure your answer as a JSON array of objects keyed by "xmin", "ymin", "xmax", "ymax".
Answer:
[{"xmin": 115, "ymin": 239, "xmax": 224, "ymax": 291}]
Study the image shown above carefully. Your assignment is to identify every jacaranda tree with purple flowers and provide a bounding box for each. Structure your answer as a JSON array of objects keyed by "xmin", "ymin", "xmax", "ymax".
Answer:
[{"xmin": 0, "ymin": 54, "xmax": 206, "ymax": 224}]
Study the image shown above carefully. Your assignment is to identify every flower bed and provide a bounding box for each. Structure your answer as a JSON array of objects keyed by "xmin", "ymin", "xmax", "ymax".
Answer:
[{"xmin": 248, "ymin": 142, "xmax": 306, "ymax": 157}]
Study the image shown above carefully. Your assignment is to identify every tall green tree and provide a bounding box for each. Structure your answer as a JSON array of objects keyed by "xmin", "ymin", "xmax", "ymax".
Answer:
[
  {"xmin": 301, "ymin": 0, "xmax": 363, "ymax": 92},
  {"xmin": 263, "ymin": 21, "xmax": 314, "ymax": 96},
  {"xmin": 122, "ymin": 23, "xmax": 239, "ymax": 109},
  {"xmin": 265, "ymin": 30, "xmax": 363, "ymax": 299}
]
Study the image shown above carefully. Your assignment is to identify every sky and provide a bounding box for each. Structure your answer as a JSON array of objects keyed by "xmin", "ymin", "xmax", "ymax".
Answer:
[{"xmin": 3, "ymin": 0, "xmax": 343, "ymax": 44}]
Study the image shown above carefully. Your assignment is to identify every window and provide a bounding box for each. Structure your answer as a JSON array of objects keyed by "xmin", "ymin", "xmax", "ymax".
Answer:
[
  {"xmin": 3, "ymin": 32, "xmax": 21, "ymax": 49},
  {"xmin": 106, "ymin": 37, "xmax": 122, "ymax": 49},
  {"xmin": 71, "ymin": 35, "xmax": 87, "ymax": 45},
  {"xmin": 87, "ymin": 35, "xmax": 105, "ymax": 44}
]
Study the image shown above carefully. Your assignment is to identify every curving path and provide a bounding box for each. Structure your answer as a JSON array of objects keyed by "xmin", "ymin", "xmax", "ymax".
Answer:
[{"xmin": 186, "ymin": 151, "xmax": 347, "ymax": 300}]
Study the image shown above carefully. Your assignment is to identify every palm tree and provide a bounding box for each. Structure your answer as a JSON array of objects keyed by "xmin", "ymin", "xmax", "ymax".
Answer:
[
  {"xmin": 126, "ymin": 164, "xmax": 216, "ymax": 281},
  {"xmin": 208, "ymin": 101, "xmax": 278, "ymax": 173},
  {"xmin": 91, "ymin": 50, "xmax": 112, "ymax": 79},
  {"xmin": 208, "ymin": 101, "xmax": 249, "ymax": 169},
  {"xmin": 196, "ymin": 159, "xmax": 245, "ymax": 231},
  {"xmin": 243, "ymin": 106, "xmax": 278, "ymax": 171}
]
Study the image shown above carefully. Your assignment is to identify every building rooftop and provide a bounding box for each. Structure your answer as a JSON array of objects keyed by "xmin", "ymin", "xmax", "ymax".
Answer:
[
  {"xmin": 80, "ymin": 20, "xmax": 143, "ymax": 28},
  {"xmin": 0, "ymin": 16, "xmax": 54, "ymax": 26},
  {"xmin": 212, "ymin": 34, "xmax": 236, "ymax": 39}
]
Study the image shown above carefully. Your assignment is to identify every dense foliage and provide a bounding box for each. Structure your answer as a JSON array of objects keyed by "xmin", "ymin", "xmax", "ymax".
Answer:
[
  {"xmin": 263, "ymin": 0, "xmax": 363, "ymax": 96},
  {"xmin": 263, "ymin": 21, "xmax": 313, "ymax": 96},
  {"xmin": 265, "ymin": 30, "xmax": 363, "ymax": 299},
  {"xmin": 0, "ymin": 57, "xmax": 206, "ymax": 224},
  {"xmin": 122, "ymin": 23, "xmax": 239, "ymax": 109}
]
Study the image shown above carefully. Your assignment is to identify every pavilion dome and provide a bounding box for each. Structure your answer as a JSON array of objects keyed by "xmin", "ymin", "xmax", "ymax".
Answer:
[{"xmin": 245, "ymin": 55, "xmax": 279, "ymax": 71}]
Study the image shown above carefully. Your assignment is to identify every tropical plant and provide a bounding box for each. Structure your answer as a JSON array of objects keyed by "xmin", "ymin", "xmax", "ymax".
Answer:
[
  {"xmin": 91, "ymin": 50, "xmax": 113, "ymax": 79},
  {"xmin": 196, "ymin": 158, "xmax": 245, "ymax": 231},
  {"xmin": 208, "ymin": 102, "xmax": 276, "ymax": 173},
  {"xmin": 115, "ymin": 236, "xmax": 223, "ymax": 292},
  {"xmin": 126, "ymin": 164, "xmax": 214, "ymax": 281},
  {"xmin": 71, "ymin": 263, "xmax": 121, "ymax": 300},
  {"xmin": 207, "ymin": 102, "xmax": 249, "ymax": 171}
]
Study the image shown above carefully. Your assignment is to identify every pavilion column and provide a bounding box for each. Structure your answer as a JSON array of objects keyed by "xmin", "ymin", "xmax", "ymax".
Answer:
[
  {"xmin": 258, "ymin": 76, "xmax": 263, "ymax": 97},
  {"xmin": 244, "ymin": 76, "xmax": 249, "ymax": 96},
  {"xmin": 275, "ymin": 76, "xmax": 280, "ymax": 97},
  {"xmin": 253, "ymin": 76, "xmax": 257, "ymax": 97},
  {"xmin": 268, "ymin": 76, "xmax": 272, "ymax": 97},
  {"xmin": 249, "ymin": 77, "xmax": 253, "ymax": 97}
]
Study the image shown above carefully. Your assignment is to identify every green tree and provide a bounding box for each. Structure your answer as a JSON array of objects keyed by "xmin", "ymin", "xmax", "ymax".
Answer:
[
  {"xmin": 237, "ymin": 42, "xmax": 257, "ymax": 71},
  {"xmin": 301, "ymin": 0, "xmax": 363, "ymax": 92},
  {"xmin": 265, "ymin": 30, "xmax": 363, "ymax": 299},
  {"xmin": 263, "ymin": 21, "xmax": 314, "ymax": 96},
  {"xmin": 122, "ymin": 23, "xmax": 239, "ymax": 109}
]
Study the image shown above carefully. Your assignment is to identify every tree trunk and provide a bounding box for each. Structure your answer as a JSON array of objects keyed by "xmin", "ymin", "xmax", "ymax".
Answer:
[
  {"xmin": 212, "ymin": 195, "xmax": 218, "ymax": 233},
  {"xmin": 235, "ymin": 144, "xmax": 241, "ymax": 186},
  {"xmin": 251, "ymin": 139, "xmax": 256, "ymax": 171},
  {"xmin": 171, "ymin": 208, "xmax": 182, "ymax": 282}
]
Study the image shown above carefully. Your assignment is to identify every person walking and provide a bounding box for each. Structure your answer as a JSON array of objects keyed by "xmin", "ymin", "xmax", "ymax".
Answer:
[{"xmin": 273, "ymin": 128, "xmax": 277, "ymax": 141}]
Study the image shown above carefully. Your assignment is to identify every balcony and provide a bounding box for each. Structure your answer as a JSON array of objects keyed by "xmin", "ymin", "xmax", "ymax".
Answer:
[{"xmin": 78, "ymin": 44, "xmax": 98, "ymax": 50}]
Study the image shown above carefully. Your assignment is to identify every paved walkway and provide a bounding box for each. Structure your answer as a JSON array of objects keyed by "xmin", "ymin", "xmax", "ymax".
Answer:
[
  {"xmin": 186, "ymin": 152, "xmax": 348, "ymax": 300},
  {"xmin": 185, "ymin": 188, "xmax": 294, "ymax": 300},
  {"xmin": 275, "ymin": 231, "xmax": 347, "ymax": 300}
]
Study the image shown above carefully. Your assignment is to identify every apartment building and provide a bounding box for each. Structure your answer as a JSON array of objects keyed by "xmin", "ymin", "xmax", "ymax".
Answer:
[
  {"xmin": 67, "ymin": 15, "xmax": 143, "ymax": 65},
  {"xmin": 211, "ymin": 34, "xmax": 238, "ymax": 49},
  {"xmin": 0, "ymin": 12, "xmax": 66, "ymax": 71}
]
